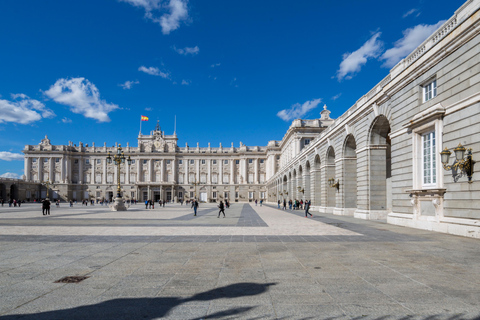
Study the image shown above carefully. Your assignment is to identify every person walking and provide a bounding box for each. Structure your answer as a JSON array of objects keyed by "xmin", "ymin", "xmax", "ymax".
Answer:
[
  {"xmin": 277, "ymin": 200, "xmax": 280, "ymax": 208},
  {"xmin": 283, "ymin": 199, "xmax": 286, "ymax": 210},
  {"xmin": 305, "ymin": 200, "xmax": 312, "ymax": 217},
  {"xmin": 42, "ymin": 198, "xmax": 51, "ymax": 215},
  {"xmin": 218, "ymin": 201, "xmax": 226, "ymax": 218},
  {"xmin": 255, "ymin": 199, "xmax": 257, "ymax": 206},
  {"xmin": 192, "ymin": 199, "xmax": 199, "ymax": 216}
]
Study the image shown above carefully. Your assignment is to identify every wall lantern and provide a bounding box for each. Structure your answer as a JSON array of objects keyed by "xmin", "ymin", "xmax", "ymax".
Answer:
[
  {"xmin": 440, "ymin": 143, "xmax": 475, "ymax": 183},
  {"xmin": 328, "ymin": 178, "xmax": 339, "ymax": 190},
  {"xmin": 284, "ymin": 190, "xmax": 288, "ymax": 195},
  {"xmin": 297, "ymin": 186, "xmax": 305, "ymax": 194}
]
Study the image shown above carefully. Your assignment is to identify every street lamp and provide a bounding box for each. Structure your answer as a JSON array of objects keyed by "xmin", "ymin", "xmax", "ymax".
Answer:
[
  {"xmin": 328, "ymin": 178, "xmax": 339, "ymax": 190},
  {"xmin": 41, "ymin": 180, "xmax": 54, "ymax": 199},
  {"xmin": 297, "ymin": 186, "xmax": 305, "ymax": 194},
  {"xmin": 440, "ymin": 143, "xmax": 475, "ymax": 183},
  {"xmin": 106, "ymin": 144, "xmax": 132, "ymax": 211}
]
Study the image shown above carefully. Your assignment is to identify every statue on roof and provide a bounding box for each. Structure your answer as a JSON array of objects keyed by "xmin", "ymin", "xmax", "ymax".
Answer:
[{"xmin": 40, "ymin": 135, "xmax": 51, "ymax": 146}]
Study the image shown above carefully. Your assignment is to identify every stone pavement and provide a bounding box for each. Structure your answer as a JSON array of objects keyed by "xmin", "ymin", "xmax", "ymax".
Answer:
[{"xmin": 0, "ymin": 202, "xmax": 479, "ymax": 319}]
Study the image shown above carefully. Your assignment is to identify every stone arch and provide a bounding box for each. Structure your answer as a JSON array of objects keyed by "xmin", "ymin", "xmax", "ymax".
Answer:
[
  {"xmin": 368, "ymin": 115, "xmax": 392, "ymax": 213},
  {"xmin": 343, "ymin": 134, "xmax": 357, "ymax": 210},
  {"xmin": 0, "ymin": 183, "xmax": 6, "ymax": 201},
  {"xmin": 297, "ymin": 165, "xmax": 304, "ymax": 200},
  {"xmin": 313, "ymin": 154, "xmax": 322, "ymax": 206},
  {"xmin": 326, "ymin": 146, "xmax": 336, "ymax": 208},
  {"xmin": 282, "ymin": 175, "xmax": 288, "ymax": 199},
  {"xmin": 10, "ymin": 184, "xmax": 18, "ymax": 201},
  {"xmin": 304, "ymin": 161, "xmax": 311, "ymax": 201}
]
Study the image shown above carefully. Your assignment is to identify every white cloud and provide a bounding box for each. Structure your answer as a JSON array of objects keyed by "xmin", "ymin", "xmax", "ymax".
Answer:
[
  {"xmin": 0, "ymin": 94, "xmax": 55, "ymax": 125},
  {"xmin": 0, "ymin": 172, "xmax": 20, "ymax": 179},
  {"xmin": 181, "ymin": 79, "xmax": 190, "ymax": 85},
  {"xmin": 210, "ymin": 63, "xmax": 221, "ymax": 68},
  {"xmin": 173, "ymin": 45, "xmax": 199, "ymax": 55},
  {"xmin": 336, "ymin": 32, "xmax": 383, "ymax": 81},
  {"xmin": 403, "ymin": 8, "xmax": 420, "ymax": 18},
  {"xmin": 121, "ymin": 0, "xmax": 188, "ymax": 35},
  {"xmin": 138, "ymin": 66, "xmax": 170, "ymax": 79},
  {"xmin": 62, "ymin": 117, "xmax": 72, "ymax": 123},
  {"xmin": 331, "ymin": 93, "xmax": 342, "ymax": 101},
  {"xmin": 380, "ymin": 21, "xmax": 445, "ymax": 68},
  {"xmin": 0, "ymin": 152, "xmax": 24, "ymax": 161},
  {"xmin": 119, "ymin": 80, "xmax": 139, "ymax": 89},
  {"xmin": 44, "ymin": 77, "xmax": 119, "ymax": 123},
  {"xmin": 277, "ymin": 98, "xmax": 322, "ymax": 122},
  {"xmin": 145, "ymin": 107, "xmax": 153, "ymax": 111}
]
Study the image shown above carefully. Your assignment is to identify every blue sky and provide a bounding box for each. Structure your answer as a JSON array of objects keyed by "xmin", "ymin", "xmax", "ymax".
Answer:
[{"xmin": 0, "ymin": 0, "xmax": 463, "ymax": 178}]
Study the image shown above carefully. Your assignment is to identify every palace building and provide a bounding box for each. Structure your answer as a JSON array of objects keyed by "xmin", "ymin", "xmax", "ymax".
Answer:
[{"xmin": 14, "ymin": 0, "xmax": 480, "ymax": 238}]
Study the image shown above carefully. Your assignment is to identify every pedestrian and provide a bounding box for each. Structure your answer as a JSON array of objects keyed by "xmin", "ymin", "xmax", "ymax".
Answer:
[
  {"xmin": 283, "ymin": 199, "xmax": 286, "ymax": 210},
  {"xmin": 145, "ymin": 200, "xmax": 148, "ymax": 209},
  {"xmin": 69, "ymin": 200, "xmax": 73, "ymax": 207},
  {"xmin": 163, "ymin": 200, "xmax": 165, "ymax": 207},
  {"xmin": 152, "ymin": 200, "xmax": 155, "ymax": 209},
  {"xmin": 191, "ymin": 199, "xmax": 199, "ymax": 216},
  {"xmin": 260, "ymin": 199, "xmax": 263, "ymax": 206},
  {"xmin": 277, "ymin": 200, "xmax": 280, "ymax": 209},
  {"xmin": 255, "ymin": 199, "xmax": 257, "ymax": 206},
  {"xmin": 305, "ymin": 199, "xmax": 312, "ymax": 217},
  {"xmin": 42, "ymin": 198, "xmax": 51, "ymax": 215},
  {"xmin": 225, "ymin": 199, "xmax": 229, "ymax": 208},
  {"xmin": 1, "ymin": 199, "xmax": 4, "ymax": 207},
  {"xmin": 218, "ymin": 201, "xmax": 226, "ymax": 218}
]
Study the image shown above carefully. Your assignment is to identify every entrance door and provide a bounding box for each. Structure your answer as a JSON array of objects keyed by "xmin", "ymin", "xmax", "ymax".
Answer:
[
  {"xmin": 200, "ymin": 192, "xmax": 207, "ymax": 203},
  {"xmin": 166, "ymin": 191, "xmax": 172, "ymax": 202},
  {"xmin": 154, "ymin": 192, "xmax": 160, "ymax": 202},
  {"xmin": 108, "ymin": 192, "xmax": 114, "ymax": 201}
]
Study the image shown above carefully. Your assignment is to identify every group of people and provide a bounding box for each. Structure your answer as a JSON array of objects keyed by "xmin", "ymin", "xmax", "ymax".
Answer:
[
  {"xmin": 1, "ymin": 199, "xmax": 22, "ymax": 207},
  {"xmin": 145, "ymin": 199, "xmax": 168, "ymax": 209},
  {"xmin": 190, "ymin": 199, "xmax": 230, "ymax": 217},
  {"xmin": 278, "ymin": 199, "xmax": 312, "ymax": 217},
  {"xmin": 254, "ymin": 199, "xmax": 263, "ymax": 206}
]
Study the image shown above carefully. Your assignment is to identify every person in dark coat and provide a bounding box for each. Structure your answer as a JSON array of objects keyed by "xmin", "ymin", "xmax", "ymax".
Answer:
[
  {"xmin": 191, "ymin": 199, "xmax": 199, "ymax": 216},
  {"xmin": 218, "ymin": 201, "xmax": 225, "ymax": 218},
  {"xmin": 42, "ymin": 198, "xmax": 51, "ymax": 215},
  {"xmin": 305, "ymin": 200, "xmax": 312, "ymax": 217}
]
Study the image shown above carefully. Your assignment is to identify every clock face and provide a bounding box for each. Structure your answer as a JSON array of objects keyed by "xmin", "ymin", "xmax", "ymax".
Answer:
[{"xmin": 154, "ymin": 141, "xmax": 162, "ymax": 148}]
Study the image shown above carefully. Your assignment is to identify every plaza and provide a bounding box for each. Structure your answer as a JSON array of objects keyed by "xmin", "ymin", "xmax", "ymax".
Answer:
[{"xmin": 1, "ymin": 203, "xmax": 480, "ymax": 319}]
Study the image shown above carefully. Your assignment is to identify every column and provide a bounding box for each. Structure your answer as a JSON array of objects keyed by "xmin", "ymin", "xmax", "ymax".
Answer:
[
  {"xmin": 219, "ymin": 159, "xmax": 223, "ymax": 185},
  {"xmin": 196, "ymin": 159, "xmax": 200, "ymax": 182},
  {"xmin": 103, "ymin": 159, "xmax": 107, "ymax": 184},
  {"xmin": 230, "ymin": 160, "xmax": 234, "ymax": 184},
  {"xmin": 61, "ymin": 156, "xmax": 65, "ymax": 183},
  {"xmin": 240, "ymin": 159, "xmax": 246, "ymax": 184},
  {"xmin": 66, "ymin": 157, "xmax": 71, "ymax": 183},
  {"xmin": 38, "ymin": 157, "xmax": 43, "ymax": 182},
  {"xmin": 24, "ymin": 157, "xmax": 31, "ymax": 181},
  {"xmin": 160, "ymin": 160, "xmax": 164, "ymax": 182},
  {"xmin": 137, "ymin": 159, "xmax": 141, "ymax": 182},
  {"xmin": 207, "ymin": 160, "xmax": 211, "ymax": 184},
  {"xmin": 149, "ymin": 159, "xmax": 153, "ymax": 182},
  {"xmin": 254, "ymin": 159, "xmax": 259, "ymax": 184},
  {"xmin": 126, "ymin": 159, "xmax": 130, "ymax": 184},
  {"xmin": 91, "ymin": 158, "xmax": 95, "ymax": 184},
  {"xmin": 78, "ymin": 157, "xmax": 83, "ymax": 184},
  {"xmin": 172, "ymin": 159, "xmax": 177, "ymax": 183}
]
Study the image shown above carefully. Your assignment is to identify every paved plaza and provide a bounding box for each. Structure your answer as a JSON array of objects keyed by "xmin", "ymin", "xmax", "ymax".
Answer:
[{"xmin": 0, "ymin": 202, "xmax": 479, "ymax": 319}]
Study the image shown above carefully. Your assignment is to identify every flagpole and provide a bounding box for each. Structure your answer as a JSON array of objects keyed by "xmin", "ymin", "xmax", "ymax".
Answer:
[{"xmin": 139, "ymin": 117, "xmax": 142, "ymax": 135}]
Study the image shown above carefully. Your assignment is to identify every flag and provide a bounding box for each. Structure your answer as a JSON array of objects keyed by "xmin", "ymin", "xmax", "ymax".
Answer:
[{"xmin": 141, "ymin": 115, "xmax": 149, "ymax": 121}]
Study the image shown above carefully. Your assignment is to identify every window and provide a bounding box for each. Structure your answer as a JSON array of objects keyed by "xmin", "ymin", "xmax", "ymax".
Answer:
[
  {"xmin": 32, "ymin": 158, "xmax": 37, "ymax": 163},
  {"xmin": 248, "ymin": 159, "xmax": 253, "ymax": 164},
  {"xmin": 212, "ymin": 174, "xmax": 217, "ymax": 184},
  {"xmin": 200, "ymin": 173, "xmax": 206, "ymax": 183},
  {"xmin": 179, "ymin": 191, "xmax": 183, "ymax": 198},
  {"xmin": 179, "ymin": 160, "xmax": 183, "ymax": 164},
  {"xmin": 423, "ymin": 79, "xmax": 437, "ymax": 102},
  {"xmin": 248, "ymin": 173, "xmax": 254, "ymax": 184},
  {"xmin": 235, "ymin": 192, "xmax": 239, "ymax": 198},
  {"xmin": 44, "ymin": 158, "xmax": 49, "ymax": 163},
  {"xmin": 85, "ymin": 159, "xmax": 89, "ymax": 164},
  {"xmin": 131, "ymin": 160, "xmax": 135, "ymax": 164},
  {"xmin": 213, "ymin": 160, "xmax": 217, "ymax": 164},
  {"xmin": 260, "ymin": 159, "xmax": 264, "ymax": 164},
  {"xmin": 201, "ymin": 160, "xmax": 205, "ymax": 164},
  {"xmin": 166, "ymin": 160, "xmax": 171, "ymax": 164},
  {"xmin": 235, "ymin": 160, "xmax": 239, "ymax": 165},
  {"xmin": 422, "ymin": 131, "xmax": 436, "ymax": 186},
  {"xmin": 248, "ymin": 192, "xmax": 254, "ymax": 199},
  {"xmin": 74, "ymin": 159, "xmax": 78, "ymax": 164},
  {"xmin": 304, "ymin": 139, "xmax": 311, "ymax": 145},
  {"xmin": 190, "ymin": 160, "xmax": 194, "ymax": 164},
  {"xmin": 224, "ymin": 192, "xmax": 229, "ymax": 199},
  {"xmin": 97, "ymin": 159, "xmax": 101, "ymax": 164},
  {"xmin": 224, "ymin": 160, "xmax": 228, "ymax": 164},
  {"xmin": 223, "ymin": 174, "xmax": 229, "ymax": 184},
  {"xmin": 107, "ymin": 174, "xmax": 113, "ymax": 183},
  {"xmin": 55, "ymin": 158, "xmax": 60, "ymax": 163},
  {"xmin": 96, "ymin": 174, "xmax": 102, "ymax": 183},
  {"xmin": 213, "ymin": 192, "xmax": 217, "ymax": 199},
  {"xmin": 143, "ymin": 159, "xmax": 148, "ymax": 164},
  {"xmin": 130, "ymin": 174, "xmax": 136, "ymax": 183},
  {"xmin": 179, "ymin": 173, "xmax": 184, "ymax": 184}
]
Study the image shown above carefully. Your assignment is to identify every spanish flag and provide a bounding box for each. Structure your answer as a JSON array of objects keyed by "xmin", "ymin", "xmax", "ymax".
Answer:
[{"xmin": 141, "ymin": 115, "xmax": 149, "ymax": 121}]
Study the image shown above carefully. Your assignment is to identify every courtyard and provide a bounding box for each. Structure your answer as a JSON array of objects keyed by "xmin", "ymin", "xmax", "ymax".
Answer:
[{"xmin": 0, "ymin": 202, "xmax": 479, "ymax": 319}]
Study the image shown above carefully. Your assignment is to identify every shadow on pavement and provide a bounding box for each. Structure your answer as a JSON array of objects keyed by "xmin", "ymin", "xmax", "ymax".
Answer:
[{"xmin": 0, "ymin": 282, "xmax": 275, "ymax": 320}]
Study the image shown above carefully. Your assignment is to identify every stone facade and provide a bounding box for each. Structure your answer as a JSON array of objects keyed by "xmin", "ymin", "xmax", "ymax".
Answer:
[{"xmin": 267, "ymin": 0, "xmax": 480, "ymax": 238}]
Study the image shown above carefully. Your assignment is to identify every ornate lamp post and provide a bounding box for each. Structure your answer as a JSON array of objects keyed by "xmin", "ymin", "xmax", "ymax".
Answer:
[
  {"xmin": 192, "ymin": 176, "xmax": 199, "ymax": 200},
  {"xmin": 440, "ymin": 143, "xmax": 475, "ymax": 183},
  {"xmin": 41, "ymin": 180, "xmax": 54, "ymax": 199},
  {"xmin": 107, "ymin": 144, "xmax": 132, "ymax": 211},
  {"xmin": 328, "ymin": 178, "xmax": 340, "ymax": 191}
]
